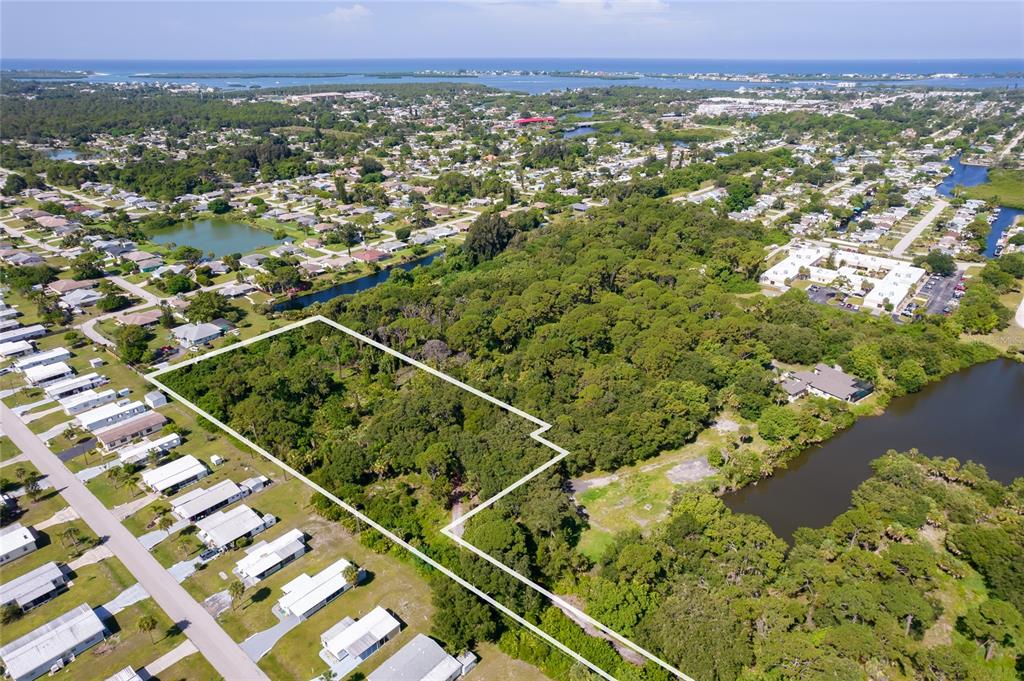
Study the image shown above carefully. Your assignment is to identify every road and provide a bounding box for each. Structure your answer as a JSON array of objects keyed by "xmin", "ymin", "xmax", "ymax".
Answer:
[
  {"xmin": 1016, "ymin": 291, "xmax": 1024, "ymax": 329},
  {"xmin": 1, "ymin": 402, "xmax": 269, "ymax": 681},
  {"xmin": 1000, "ymin": 127, "xmax": 1024, "ymax": 160},
  {"xmin": 891, "ymin": 199, "xmax": 948, "ymax": 257}
]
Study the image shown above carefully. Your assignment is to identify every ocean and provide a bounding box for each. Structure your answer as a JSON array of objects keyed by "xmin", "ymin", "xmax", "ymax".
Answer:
[{"xmin": 4, "ymin": 58, "xmax": 1023, "ymax": 94}]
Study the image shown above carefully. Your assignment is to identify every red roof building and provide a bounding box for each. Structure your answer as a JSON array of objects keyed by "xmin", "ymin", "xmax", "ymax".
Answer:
[{"xmin": 514, "ymin": 117, "xmax": 556, "ymax": 125}]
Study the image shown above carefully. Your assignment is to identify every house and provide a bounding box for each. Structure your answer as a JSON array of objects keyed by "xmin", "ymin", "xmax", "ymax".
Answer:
[
  {"xmin": 218, "ymin": 283, "xmax": 256, "ymax": 298},
  {"xmin": 116, "ymin": 433, "xmax": 182, "ymax": 465},
  {"xmin": 116, "ymin": 309, "xmax": 163, "ymax": 327},
  {"xmin": 321, "ymin": 606, "xmax": 401, "ymax": 665},
  {"xmin": 239, "ymin": 253, "xmax": 269, "ymax": 269},
  {"xmin": 13, "ymin": 347, "xmax": 72, "ymax": 372},
  {"xmin": 170, "ymin": 480, "xmax": 245, "ymax": 522},
  {"xmin": 44, "ymin": 373, "xmax": 106, "ymax": 401},
  {"xmin": 376, "ymin": 240, "xmax": 406, "ymax": 254},
  {"xmin": 46, "ymin": 279, "xmax": 96, "ymax": 296},
  {"xmin": 0, "ymin": 604, "xmax": 107, "ymax": 681},
  {"xmin": 95, "ymin": 411, "xmax": 168, "ymax": 451},
  {"xmin": 107, "ymin": 667, "xmax": 143, "ymax": 681},
  {"xmin": 76, "ymin": 401, "xmax": 148, "ymax": 432},
  {"xmin": 59, "ymin": 388, "xmax": 117, "ymax": 416},
  {"xmin": 140, "ymin": 455, "xmax": 209, "ymax": 494},
  {"xmin": 0, "ymin": 325, "xmax": 47, "ymax": 344},
  {"xmin": 171, "ymin": 322, "xmax": 223, "ymax": 347},
  {"xmin": 195, "ymin": 504, "xmax": 273, "ymax": 550},
  {"xmin": 785, "ymin": 364, "xmax": 874, "ymax": 403},
  {"xmin": 60, "ymin": 289, "xmax": 105, "ymax": 309},
  {"xmin": 276, "ymin": 557, "xmax": 357, "ymax": 620},
  {"xmin": 0, "ymin": 562, "xmax": 69, "ymax": 611},
  {"xmin": 0, "ymin": 340, "xmax": 35, "ymax": 358},
  {"xmin": 24, "ymin": 362, "xmax": 74, "ymax": 387},
  {"xmin": 0, "ymin": 524, "xmax": 37, "ymax": 565},
  {"xmin": 234, "ymin": 528, "xmax": 308, "ymax": 584},
  {"xmin": 367, "ymin": 633, "xmax": 472, "ymax": 681},
  {"xmin": 144, "ymin": 390, "xmax": 167, "ymax": 408},
  {"xmin": 353, "ymin": 249, "xmax": 386, "ymax": 263}
]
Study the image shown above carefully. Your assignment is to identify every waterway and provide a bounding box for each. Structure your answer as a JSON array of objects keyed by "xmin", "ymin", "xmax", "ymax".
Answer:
[
  {"xmin": 7, "ymin": 59, "xmax": 1024, "ymax": 95},
  {"xmin": 935, "ymin": 154, "xmax": 1018, "ymax": 256},
  {"xmin": 148, "ymin": 218, "xmax": 281, "ymax": 257},
  {"xmin": 273, "ymin": 251, "xmax": 444, "ymax": 311},
  {"xmin": 725, "ymin": 359, "xmax": 1024, "ymax": 542}
]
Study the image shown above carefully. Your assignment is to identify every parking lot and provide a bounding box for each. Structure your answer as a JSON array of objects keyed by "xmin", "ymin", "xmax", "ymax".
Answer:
[{"xmin": 920, "ymin": 272, "xmax": 964, "ymax": 315}]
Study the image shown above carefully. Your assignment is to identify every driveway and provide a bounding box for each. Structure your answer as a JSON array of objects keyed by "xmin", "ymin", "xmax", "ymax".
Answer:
[
  {"xmin": 240, "ymin": 612, "xmax": 301, "ymax": 661},
  {"xmin": 1, "ymin": 401, "xmax": 269, "ymax": 681}
]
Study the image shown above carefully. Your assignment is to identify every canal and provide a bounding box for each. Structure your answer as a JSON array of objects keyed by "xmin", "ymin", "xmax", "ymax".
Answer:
[
  {"xmin": 148, "ymin": 218, "xmax": 281, "ymax": 257},
  {"xmin": 935, "ymin": 153, "xmax": 1019, "ymax": 257},
  {"xmin": 725, "ymin": 359, "xmax": 1024, "ymax": 541},
  {"xmin": 273, "ymin": 251, "xmax": 445, "ymax": 311}
]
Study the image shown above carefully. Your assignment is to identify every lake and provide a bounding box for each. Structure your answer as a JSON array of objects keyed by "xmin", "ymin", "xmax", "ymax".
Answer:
[
  {"xmin": 725, "ymin": 359, "xmax": 1024, "ymax": 541},
  {"xmin": 273, "ymin": 251, "xmax": 445, "ymax": 311},
  {"xmin": 148, "ymin": 218, "xmax": 281, "ymax": 257},
  {"xmin": 563, "ymin": 126, "xmax": 597, "ymax": 139}
]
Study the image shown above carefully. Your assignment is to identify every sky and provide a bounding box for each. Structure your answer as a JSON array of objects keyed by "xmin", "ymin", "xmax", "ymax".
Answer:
[{"xmin": 0, "ymin": 1, "xmax": 1021, "ymax": 61}]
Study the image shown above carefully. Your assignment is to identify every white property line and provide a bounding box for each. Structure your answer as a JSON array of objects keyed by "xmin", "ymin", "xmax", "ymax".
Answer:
[{"xmin": 146, "ymin": 315, "xmax": 693, "ymax": 681}]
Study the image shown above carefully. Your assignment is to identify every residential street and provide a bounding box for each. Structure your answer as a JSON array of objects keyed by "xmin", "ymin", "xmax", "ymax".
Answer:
[
  {"xmin": 0, "ymin": 402, "xmax": 269, "ymax": 681},
  {"xmin": 891, "ymin": 199, "xmax": 949, "ymax": 257}
]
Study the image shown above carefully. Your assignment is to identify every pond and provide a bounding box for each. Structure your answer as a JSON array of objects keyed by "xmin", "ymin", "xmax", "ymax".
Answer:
[
  {"xmin": 725, "ymin": 359, "xmax": 1024, "ymax": 542},
  {"xmin": 563, "ymin": 126, "xmax": 597, "ymax": 139},
  {"xmin": 273, "ymin": 251, "xmax": 445, "ymax": 311},
  {"xmin": 148, "ymin": 218, "xmax": 281, "ymax": 257}
]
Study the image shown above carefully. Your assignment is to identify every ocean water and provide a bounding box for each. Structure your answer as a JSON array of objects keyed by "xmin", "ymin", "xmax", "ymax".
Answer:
[{"xmin": 5, "ymin": 58, "xmax": 1023, "ymax": 94}]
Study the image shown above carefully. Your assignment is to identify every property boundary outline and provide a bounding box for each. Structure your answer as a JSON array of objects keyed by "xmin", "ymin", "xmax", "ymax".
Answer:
[{"xmin": 146, "ymin": 314, "xmax": 693, "ymax": 681}]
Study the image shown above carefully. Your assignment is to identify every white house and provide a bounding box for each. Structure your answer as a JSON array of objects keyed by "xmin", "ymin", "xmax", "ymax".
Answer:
[
  {"xmin": 76, "ymin": 401, "xmax": 148, "ymax": 432},
  {"xmin": 95, "ymin": 412, "xmax": 168, "ymax": 451},
  {"xmin": 171, "ymin": 322, "xmax": 223, "ymax": 347},
  {"xmin": 140, "ymin": 455, "xmax": 209, "ymax": 494},
  {"xmin": 59, "ymin": 389, "xmax": 117, "ymax": 416},
  {"xmin": 234, "ymin": 528, "xmax": 307, "ymax": 584},
  {"xmin": 195, "ymin": 504, "xmax": 273, "ymax": 550},
  {"xmin": 44, "ymin": 373, "xmax": 106, "ymax": 401},
  {"xmin": 0, "ymin": 562, "xmax": 69, "ymax": 611},
  {"xmin": 321, "ymin": 606, "xmax": 401, "ymax": 665},
  {"xmin": 23, "ymin": 362, "xmax": 74, "ymax": 387},
  {"xmin": 115, "ymin": 433, "xmax": 182, "ymax": 465},
  {"xmin": 0, "ymin": 604, "xmax": 107, "ymax": 681},
  {"xmin": 0, "ymin": 524, "xmax": 38, "ymax": 565},
  {"xmin": 367, "ymin": 633, "xmax": 471, "ymax": 681},
  {"xmin": 277, "ymin": 557, "xmax": 356, "ymax": 620},
  {"xmin": 170, "ymin": 480, "xmax": 245, "ymax": 522},
  {"xmin": 13, "ymin": 347, "xmax": 71, "ymax": 372}
]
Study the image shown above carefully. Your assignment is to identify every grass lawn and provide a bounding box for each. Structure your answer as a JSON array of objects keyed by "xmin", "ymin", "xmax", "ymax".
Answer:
[
  {"xmin": 0, "ymin": 436, "xmax": 18, "ymax": 462},
  {"xmin": 71, "ymin": 599, "xmax": 186, "ymax": 681},
  {"xmin": 473, "ymin": 641, "xmax": 553, "ymax": 681},
  {"xmin": 965, "ymin": 168, "xmax": 1024, "ymax": 209},
  {"xmin": 575, "ymin": 424, "xmax": 733, "ymax": 544},
  {"xmin": 967, "ymin": 288, "xmax": 1024, "ymax": 354},
  {"xmin": 1, "ymin": 557, "xmax": 136, "ymax": 641},
  {"xmin": 12, "ymin": 486, "xmax": 69, "ymax": 528},
  {"xmin": 0, "ymin": 519, "xmax": 98, "ymax": 581}
]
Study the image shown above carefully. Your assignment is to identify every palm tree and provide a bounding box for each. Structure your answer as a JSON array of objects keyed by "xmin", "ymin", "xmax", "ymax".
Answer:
[
  {"xmin": 156, "ymin": 514, "xmax": 175, "ymax": 533},
  {"xmin": 228, "ymin": 580, "xmax": 246, "ymax": 609},
  {"xmin": 60, "ymin": 526, "xmax": 82, "ymax": 548},
  {"xmin": 137, "ymin": 614, "xmax": 159, "ymax": 643}
]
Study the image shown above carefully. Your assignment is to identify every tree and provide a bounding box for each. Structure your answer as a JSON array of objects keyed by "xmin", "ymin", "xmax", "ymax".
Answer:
[
  {"xmin": 394, "ymin": 226, "xmax": 412, "ymax": 241},
  {"xmin": 228, "ymin": 580, "xmax": 246, "ymax": 609},
  {"xmin": 0, "ymin": 603, "xmax": 22, "ymax": 625},
  {"xmin": 156, "ymin": 513, "xmax": 175, "ymax": 533},
  {"xmin": 187, "ymin": 290, "xmax": 243, "ymax": 323},
  {"xmin": 116, "ymin": 324, "xmax": 152, "ymax": 365},
  {"xmin": 960, "ymin": 599, "xmax": 1023, "ymax": 660},
  {"xmin": 70, "ymin": 253, "xmax": 105, "ymax": 280},
  {"xmin": 916, "ymin": 250, "xmax": 956, "ymax": 276},
  {"xmin": 2, "ymin": 173, "xmax": 28, "ymax": 195},
  {"xmin": 463, "ymin": 212, "xmax": 516, "ymax": 265},
  {"xmin": 342, "ymin": 564, "xmax": 360, "ymax": 584},
  {"xmin": 895, "ymin": 359, "xmax": 927, "ymax": 394},
  {"xmin": 208, "ymin": 198, "xmax": 231, "ymax": 214},
  {"xmin": 757, "ymin": 406, "xmax": 801, "ymax": 442},
  {"xmin": 137, "ymin": 614, "xmax": 159, "ymax": 643}
]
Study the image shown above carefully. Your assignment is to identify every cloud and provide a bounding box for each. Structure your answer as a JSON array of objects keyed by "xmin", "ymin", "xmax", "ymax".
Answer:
[{"xmin": 324, "ymin": 4, "xmax": 372, "ymax": 23}]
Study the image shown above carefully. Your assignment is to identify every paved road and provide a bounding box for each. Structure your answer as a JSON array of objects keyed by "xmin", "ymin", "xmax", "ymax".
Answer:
[
  {"xmin": 892, "ymin": 199, "xmax": 948, "ymax": 257},
  {"xmin": 1, "ymin": 402, "xmax": 269, "ymax": 681}
]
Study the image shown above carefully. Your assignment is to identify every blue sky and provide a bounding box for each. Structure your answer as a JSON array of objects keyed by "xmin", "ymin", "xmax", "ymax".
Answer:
[{"xmin": 1, "ymin": 1, "xmax": 1021, "ymax": 60}]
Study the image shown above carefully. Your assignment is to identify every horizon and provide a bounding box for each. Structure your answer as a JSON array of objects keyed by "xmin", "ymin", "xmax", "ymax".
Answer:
[{"xmin": 2, "ymin": 1, "xmax": 1022, "ymax": 61}]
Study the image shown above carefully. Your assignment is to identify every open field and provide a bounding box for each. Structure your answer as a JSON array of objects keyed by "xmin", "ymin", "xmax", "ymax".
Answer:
[{"xmin": 965, "ymin": 168, "xmax": 1024, "ymax": 209}]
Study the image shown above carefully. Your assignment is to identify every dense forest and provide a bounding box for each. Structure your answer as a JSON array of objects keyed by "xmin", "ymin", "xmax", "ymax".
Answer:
[{"xmin": 160, "ymin": 194, "xmax": 1017, "ymax": 679}]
